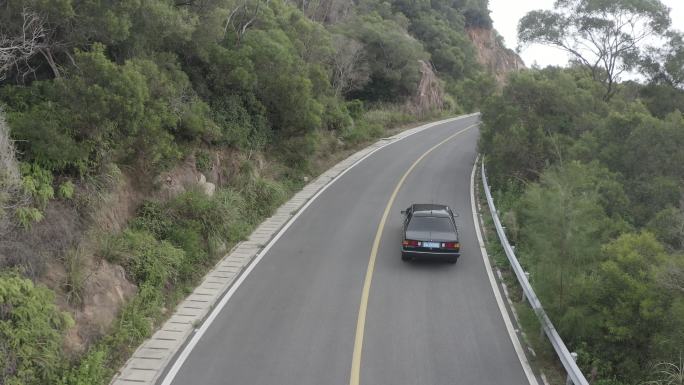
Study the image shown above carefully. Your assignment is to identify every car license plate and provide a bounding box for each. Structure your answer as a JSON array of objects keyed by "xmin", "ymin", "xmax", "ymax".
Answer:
[{"xmin": 423, "ymin": 242, "xmax": 440, "ymax": 248}]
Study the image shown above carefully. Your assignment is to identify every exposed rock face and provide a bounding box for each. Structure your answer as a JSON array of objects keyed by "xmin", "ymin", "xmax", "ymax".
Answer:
[
  {"xmin": 155, "ymin": 156, "xmax": 218, "ymax": 199},
  {"xmin": 407, "ymin": 60, "xmax": 445, "ymax": 115},
  {"xmin": 467, "ymin": 27, "xmax": 525, "ymax": 84},
  {"xmin": 65, "ymin": 260, "xmax": 137, "ymax": 352}
]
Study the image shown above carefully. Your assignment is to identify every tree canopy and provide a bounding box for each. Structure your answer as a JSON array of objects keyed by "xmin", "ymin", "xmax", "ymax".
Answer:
[{"xmin": 518, "ymin": 0, "xmax": 671, "ymax": 99}]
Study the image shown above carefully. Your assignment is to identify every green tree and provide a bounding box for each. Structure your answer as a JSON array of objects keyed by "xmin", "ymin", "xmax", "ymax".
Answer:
[
  {"xmin": 1, "ymin": 45, "xmax": 213, "ymax": 173},
  {"xmin": 518, "ymin": 0, "xmax": 671, "ymax": 100},
  {"xmin": 407, "ymin": 12, "xmax": 479, "ymax": 82},
  {"xmin": 518, "ymin": 161, "xmax": 624, "ymax": 316},
  {"xmin": 480, "ymin": 68, "xmax": 606, "ymax": 184},
  {"xmin": 648, "ymin": 207, "xmax": 684, "ymax": 251},
  {"xmin": 338, "ymin": 12, "xmax": 428, "ymax": 102},
  {"xmin": 642, "ymin": 31, "xmax": 684, "ymax": 89},
  {"xmin": 584, "ymin": 232, "xmax": 670, "ymax": 378}
]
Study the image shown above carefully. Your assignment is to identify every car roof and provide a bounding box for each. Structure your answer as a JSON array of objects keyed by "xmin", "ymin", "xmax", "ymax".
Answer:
[{"xmin": 411, "ymin": 203, "xmax": 451, "ymax": 217}]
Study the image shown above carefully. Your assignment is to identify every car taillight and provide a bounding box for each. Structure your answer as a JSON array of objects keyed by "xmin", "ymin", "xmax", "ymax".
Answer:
[
  {"xmin": 402, "ymin": 239, "xmax": 419, "ymax": 247},
  {"xmin": 443, "ymin": 242, "xmax": 460, "ymax": 250}
]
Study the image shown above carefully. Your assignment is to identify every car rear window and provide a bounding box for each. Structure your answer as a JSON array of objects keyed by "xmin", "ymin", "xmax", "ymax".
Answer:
[{"xmin": 407, "ymin": 216, "xmax": 454, "ymax": 233}]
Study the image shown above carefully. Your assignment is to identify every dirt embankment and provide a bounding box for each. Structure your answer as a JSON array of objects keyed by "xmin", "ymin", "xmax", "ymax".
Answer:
[{"xmin": 467, "ymin": 27, "xmax": 525, "ymax": 84}]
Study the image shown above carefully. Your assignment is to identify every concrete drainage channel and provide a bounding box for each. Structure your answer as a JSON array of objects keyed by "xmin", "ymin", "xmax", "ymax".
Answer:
[{"xmin": 109, "ymin": 113, "xmax": 479, "ymax": 385}]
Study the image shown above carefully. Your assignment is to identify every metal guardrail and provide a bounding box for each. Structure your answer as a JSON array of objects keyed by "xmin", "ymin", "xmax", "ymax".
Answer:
[{"xmin": 481, "ymin": 162, "xmax": 589, "ymax": 385}]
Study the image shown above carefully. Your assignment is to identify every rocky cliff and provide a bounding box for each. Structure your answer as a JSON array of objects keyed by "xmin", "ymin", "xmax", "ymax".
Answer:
[{"xmin": 467, "ymin": 27, "xmax": 525, "ymax": 84}]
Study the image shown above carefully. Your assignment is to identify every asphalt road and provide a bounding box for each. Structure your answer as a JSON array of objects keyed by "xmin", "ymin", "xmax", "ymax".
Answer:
[{"xmin": 167, "ymin": 116, "xmax": 530, "ymax": 385}]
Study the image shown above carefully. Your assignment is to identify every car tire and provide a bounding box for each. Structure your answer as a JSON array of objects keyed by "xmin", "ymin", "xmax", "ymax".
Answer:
[
  {"xmin": 401, "ymin": 254, "xmax": 410, "ymax": 261},
  {"xmin": 448, "ymin": 257, "xmax": 458, "ymax": 264}
]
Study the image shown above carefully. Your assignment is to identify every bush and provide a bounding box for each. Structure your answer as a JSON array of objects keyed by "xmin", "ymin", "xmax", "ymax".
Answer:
[
  {"xmin": 210, "ymin": 94, "xmax": 270, "ymax": 150},
  {"xmin": 117, "ymin": 229, "xmax": 184, "ymax": 288},
  {"xmin": 238, "ymin": 176, "xmax": 286, "ymax": 221},
  {"xmin": 130, "ymin": 188, "xmax": 250, "ymax": 280},
  {"xmin": 321, "ymin": 96, "xmax": 353, "ymax": 131},
  {"xmin": 276, "ymin": 133, "xmax": 320, "ymax": 172},
  {"xmin": 0, "ymin": 274, "xmax": 73, "ymax": 385},
  {"xmin": 341, "ymin": 121, "xmax": 384, "ymax": 144},
  {"xmin": 194, "ymin": 150, "xmax": 212, "ymax": 173},
  {"xmin": 57, "ymin": 181, "xmax": 75, "ymax": 200},
  {"xmin": 57, "ymin": 349, "xmax": 108, "ymax": 385},
  {"xmin": 15, "ymin": 207, "xmax": 44, "ymax": 229},
  {"xmin": 20, "ymin": 162, "xmax": 54, "ymax": 208}
]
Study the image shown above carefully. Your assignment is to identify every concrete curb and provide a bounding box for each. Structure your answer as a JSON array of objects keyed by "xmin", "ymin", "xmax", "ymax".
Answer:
[{"xmin": 110, "ymin": 113, "xmax": 479, "ymax": 385}]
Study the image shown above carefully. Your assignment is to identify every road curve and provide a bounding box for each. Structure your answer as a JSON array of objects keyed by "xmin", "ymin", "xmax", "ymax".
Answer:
[{"xmin": 166, "ymin": 116, "xmax": 530, "ymax": 385}]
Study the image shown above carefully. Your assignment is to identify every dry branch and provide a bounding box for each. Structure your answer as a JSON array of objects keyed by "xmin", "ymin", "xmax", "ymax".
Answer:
[
  {"xmin": 0, "ymin": 9, "xmax": 60, "ymax": 81},
  {"xmin": 0, "ymin": 107, "xmax": 28, "ymax": 236}
]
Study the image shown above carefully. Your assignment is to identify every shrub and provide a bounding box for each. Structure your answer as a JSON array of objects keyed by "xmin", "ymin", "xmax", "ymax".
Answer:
[
  {"xmin": 15, "ymin": 207, "xmax": 43, "ymax": 229},
  {"xmin": 276, "ymin": 133, "xmax": 319, "ymax": 172},
  {"xmin": 57, "ymin": 349, "xmax": 108, "ymax": 385},
  {"xmin": 0, "ymin": 274, "xmax": 73, "ymax": 385},
  {"xmin": 321, "ymin": 96, "xmax": 353, "ymax": 131},
  {"xmin": 341, "ymin": 121, "xmax": 384, "ymax": 144},
  {"xmin": 118, "ymin": 229, "xmax": 184, "ymax": 288},
  {"xmin": 20, "ymin": 162, "xmax": 54, "ymax": 208},
  {"xmin": 239, "ymin": 176, "xmax": 286, "ymax": 221},
  {"xmin": 58, "ymin": 181, "xmax": 75, "ymax": 200},
  {"xmin": 131, "ymin": 188, "xmax": 248, "ymax": 280},
  {"xmin": 211, "ymin": 94, "xmax": 270, "ymax": 150},
  {"xmin": 194, "ymin": 150, "xmax": 212, "ymax": 173},
  {"xmin": 130, "ymin": 201, "xmax": 173, "ymax": 240},
  {"xmin": 346, "ymin": 100, "xmax": 365, "ymax": 120}
]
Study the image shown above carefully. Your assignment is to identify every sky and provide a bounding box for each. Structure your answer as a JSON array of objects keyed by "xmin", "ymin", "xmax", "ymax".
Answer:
[{"xmin": 489, "ymin": 0, "xmax": 684, "ymax": 69}]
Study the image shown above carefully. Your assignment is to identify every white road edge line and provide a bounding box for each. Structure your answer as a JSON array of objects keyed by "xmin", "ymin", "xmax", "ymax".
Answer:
[
  {"xmin": 159, "ymin": 114, "xmax": 478, "ymax": 385},
  {"xmin": 469, "ymin": 156, "xmax": 539, "ymax": 385}
]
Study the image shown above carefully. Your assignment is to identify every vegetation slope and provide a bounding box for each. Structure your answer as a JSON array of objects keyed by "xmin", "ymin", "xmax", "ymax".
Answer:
[{"xmin": 480, "ymin": 0, "xmax": 684, "ymax": 383}]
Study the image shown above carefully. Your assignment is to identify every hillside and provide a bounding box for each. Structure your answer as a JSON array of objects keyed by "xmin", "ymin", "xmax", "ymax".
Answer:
[{"xmin": 0, "ymin": 1, "xmax": 520, "ymax": 384}]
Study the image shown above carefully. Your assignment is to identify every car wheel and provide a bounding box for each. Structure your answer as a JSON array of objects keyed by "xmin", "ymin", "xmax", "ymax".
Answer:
[
  {"xmin": 448, "ymin": 258, "xmax": 458, "ymax": 264},
  {"xmin": 401, "ymin": 254, "xmax": 410, "ymax": 261}
]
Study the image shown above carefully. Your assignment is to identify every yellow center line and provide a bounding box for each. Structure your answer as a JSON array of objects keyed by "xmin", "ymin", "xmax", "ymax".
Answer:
[{"xmin": 349, "ymin": 123, "xmax": 478, "ymax": 385}]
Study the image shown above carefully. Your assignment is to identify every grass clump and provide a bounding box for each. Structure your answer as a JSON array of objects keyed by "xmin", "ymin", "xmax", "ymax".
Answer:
[{"xmin": 62, "ymin": 247, "xmax": 87, "ymax": 306}]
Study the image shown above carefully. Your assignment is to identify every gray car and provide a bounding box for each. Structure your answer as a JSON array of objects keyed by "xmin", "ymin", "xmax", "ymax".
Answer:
[{"xmin": 400, "ymin": 203, "xmax": 460, "ymax": 263}]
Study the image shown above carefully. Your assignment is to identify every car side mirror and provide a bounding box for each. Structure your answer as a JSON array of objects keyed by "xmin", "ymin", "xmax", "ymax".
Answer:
[
  {"xmin": 400, "ymin": 210, "xmax": 406, "ymax": 215},
  {"xmin": 453, "ymin": 213, "xmax": 459, "ymax": 218}
]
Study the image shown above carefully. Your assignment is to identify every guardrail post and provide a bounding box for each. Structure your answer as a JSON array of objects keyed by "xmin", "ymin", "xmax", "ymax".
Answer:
[
  {"xmin": 566, "ymin": 352, "xmax": 578, "ymax": 385},
  {"xmin": 521, "ymin": 272, "xmax": 530, "ymax": 302}
]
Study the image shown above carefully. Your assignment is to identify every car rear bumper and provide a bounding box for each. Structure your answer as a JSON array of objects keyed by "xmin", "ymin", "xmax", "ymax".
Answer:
[{"xmin": 401, "ymin": 249, "xmax": 460, "ymax": 261}]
